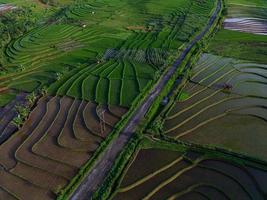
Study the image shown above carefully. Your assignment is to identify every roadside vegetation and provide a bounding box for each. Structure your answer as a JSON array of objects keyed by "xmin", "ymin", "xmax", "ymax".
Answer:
[
  {"xmin": 0, "ymin": 0, "xmax": 220, "ymax": 199},
  {"xmin": 93, "ymin": 0, "xmax": 267, "ymax": 199},
  {"xmin": 1, "ymin": 0, "xmax": 267, "ymax": 199}
]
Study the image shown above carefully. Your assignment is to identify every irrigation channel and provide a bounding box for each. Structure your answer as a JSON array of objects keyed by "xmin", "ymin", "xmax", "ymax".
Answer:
[{"xmin": 71, "ymin": 0, "xmax": 222, "ymax": 199}]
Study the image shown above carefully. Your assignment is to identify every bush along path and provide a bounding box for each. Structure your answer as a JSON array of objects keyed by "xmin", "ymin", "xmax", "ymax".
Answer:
[{"xmin": 68, "ymin": 0, "xmax": 223, "ymax": 199}]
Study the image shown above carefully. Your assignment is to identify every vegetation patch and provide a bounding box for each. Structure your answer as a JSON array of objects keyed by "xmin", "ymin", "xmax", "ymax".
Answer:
[{"xmin": 0, "ymin": 0, "xmax": 216, "ymax": 108}]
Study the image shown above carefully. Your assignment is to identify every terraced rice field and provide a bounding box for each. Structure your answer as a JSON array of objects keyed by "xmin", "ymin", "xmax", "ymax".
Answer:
[
  {"xmin": 208, "ymin": 1, "xmax": 267, "ymax": 63},
  {"xmin": 5, "ymin": 0, "xmax": 266, "ymax": 199},
  {"xmin": 0, "ymin": 0, "xmax": 218, "ymax": 198},
  {"xmin": 48, "ymin": 59, "xmax": 155, "ymax": 107},
  {"xmin": 0, "ymin": 95, "xmax": 127, "ymax": 199},
  {"xmin": 163, "ymin": 53, "xmax": 267, "ymax": 160},
  {"xmin": 0, "ymin": 92, "xmax": 27, "ymax": 144},
  {"xmin": 114, "ymin": 147, "xmax": 267, "ymax": 200},
  {"xmin": 0, "ymin": 0, "xmax": 215, "ymax": 107}
]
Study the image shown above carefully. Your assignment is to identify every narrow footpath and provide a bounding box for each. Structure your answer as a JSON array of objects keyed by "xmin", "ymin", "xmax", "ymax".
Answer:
[{"xmin": 71, "ymin": 0, "xmax": 222, "ymax": 199}]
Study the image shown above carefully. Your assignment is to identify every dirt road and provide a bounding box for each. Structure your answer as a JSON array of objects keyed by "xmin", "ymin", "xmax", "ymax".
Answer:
[{"xmin": 70, "ymin": 0, "xmax": 222, "ymax": 199}]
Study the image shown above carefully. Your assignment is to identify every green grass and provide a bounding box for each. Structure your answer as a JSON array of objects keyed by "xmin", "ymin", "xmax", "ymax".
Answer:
[
  {"xmin": 0, "ymin": 0, "xmax": 216, "ymax": 107},
  {"xmin": 207, "ymin": 29, "xmax": 267, "ymax": 63}
]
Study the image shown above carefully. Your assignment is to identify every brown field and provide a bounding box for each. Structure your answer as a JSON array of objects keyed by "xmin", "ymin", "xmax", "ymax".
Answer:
[
  {"xmin": 0, "ymin": 92, "xmax": 28, "ymax": 144},
  {"xmin": 0, "ymin": 95, "xmax": 127, "ymax": 199},
  {"xmin": 114, "ymin": 148, "xmax": 267, "ymax": 200},
  {"xmin": 163, "ymin": 54, "xmax": 267, "ymax": 160},
  {"xmin": 0, "ymin": 187, "xmax": 17, "ymax": 200}
]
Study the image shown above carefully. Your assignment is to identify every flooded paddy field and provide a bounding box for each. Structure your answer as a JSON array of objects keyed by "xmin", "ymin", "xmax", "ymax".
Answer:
[
  {"xmin": 0, "ymin": 92, "xmax": 28, "ymax": 144},
  {"xmin": 114, "ymin": 147, "xmax": 267, "ymax": 200},
  {"xmin": 224, "ymin": 17, "xmax": 267, "ymax": 35},
  {"xmin": 163, "ymin": 54, "xmax": 267, "ymax": 160}
]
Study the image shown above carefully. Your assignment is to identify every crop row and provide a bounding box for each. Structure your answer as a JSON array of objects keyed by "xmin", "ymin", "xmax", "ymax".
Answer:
[
  {"xmin": 5, "ymin": 24, "xmax": 120, "ymax": 71},
  {"xmin": 163, "ymin": 53, "xmax": 267, "ymax": 160},
  {"xmin": 224, "ymin": 18, "xmax": 267, "ymax": 35},
  {"xmin": 0, "ymin": 92, "xmax": 28, "ymax": 144},
  {"xmin": 114, "ymin": 147, "xmax": 267, "ymax": 199},
  {"xmin": 0, "ymin": 0, "xmax": 216, "ymax": 107},
  {"xmin": 46, "ymin": 59, "xmax": 155, "ymax": 107},
  {"xmin": 0, "ymin": 95, "xmax": 127, "ymax": 200}
]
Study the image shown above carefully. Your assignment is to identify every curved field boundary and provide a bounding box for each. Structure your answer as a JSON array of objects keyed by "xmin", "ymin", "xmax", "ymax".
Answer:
[
  {"xmin": 1, "ymin": 0, "xmax": 217, "ymax": 107},
  {"xmin": 114, "ymin": 144, "xmax": 267, "ymax": 200},
  {"xmin": 0, "ymin": 92, "xmax": 28, "ymax": 144},
  {"xmin": 52, "ymin": 59, "xmax": 155, "ymax": 107},
  {"xmin": 0, "ymin": 95, "xmax": 127, "ymax": 199},
  {"xmin": 69, "ymin": 0, "xmax": 223, "ymax": 199},
  {"xmin": 224, "ymin": 18, "xmax": 267, "ymax": 35},
  {"xmin": 163, "ymin": 53, "xmax": 267, "ymax": 160}
]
